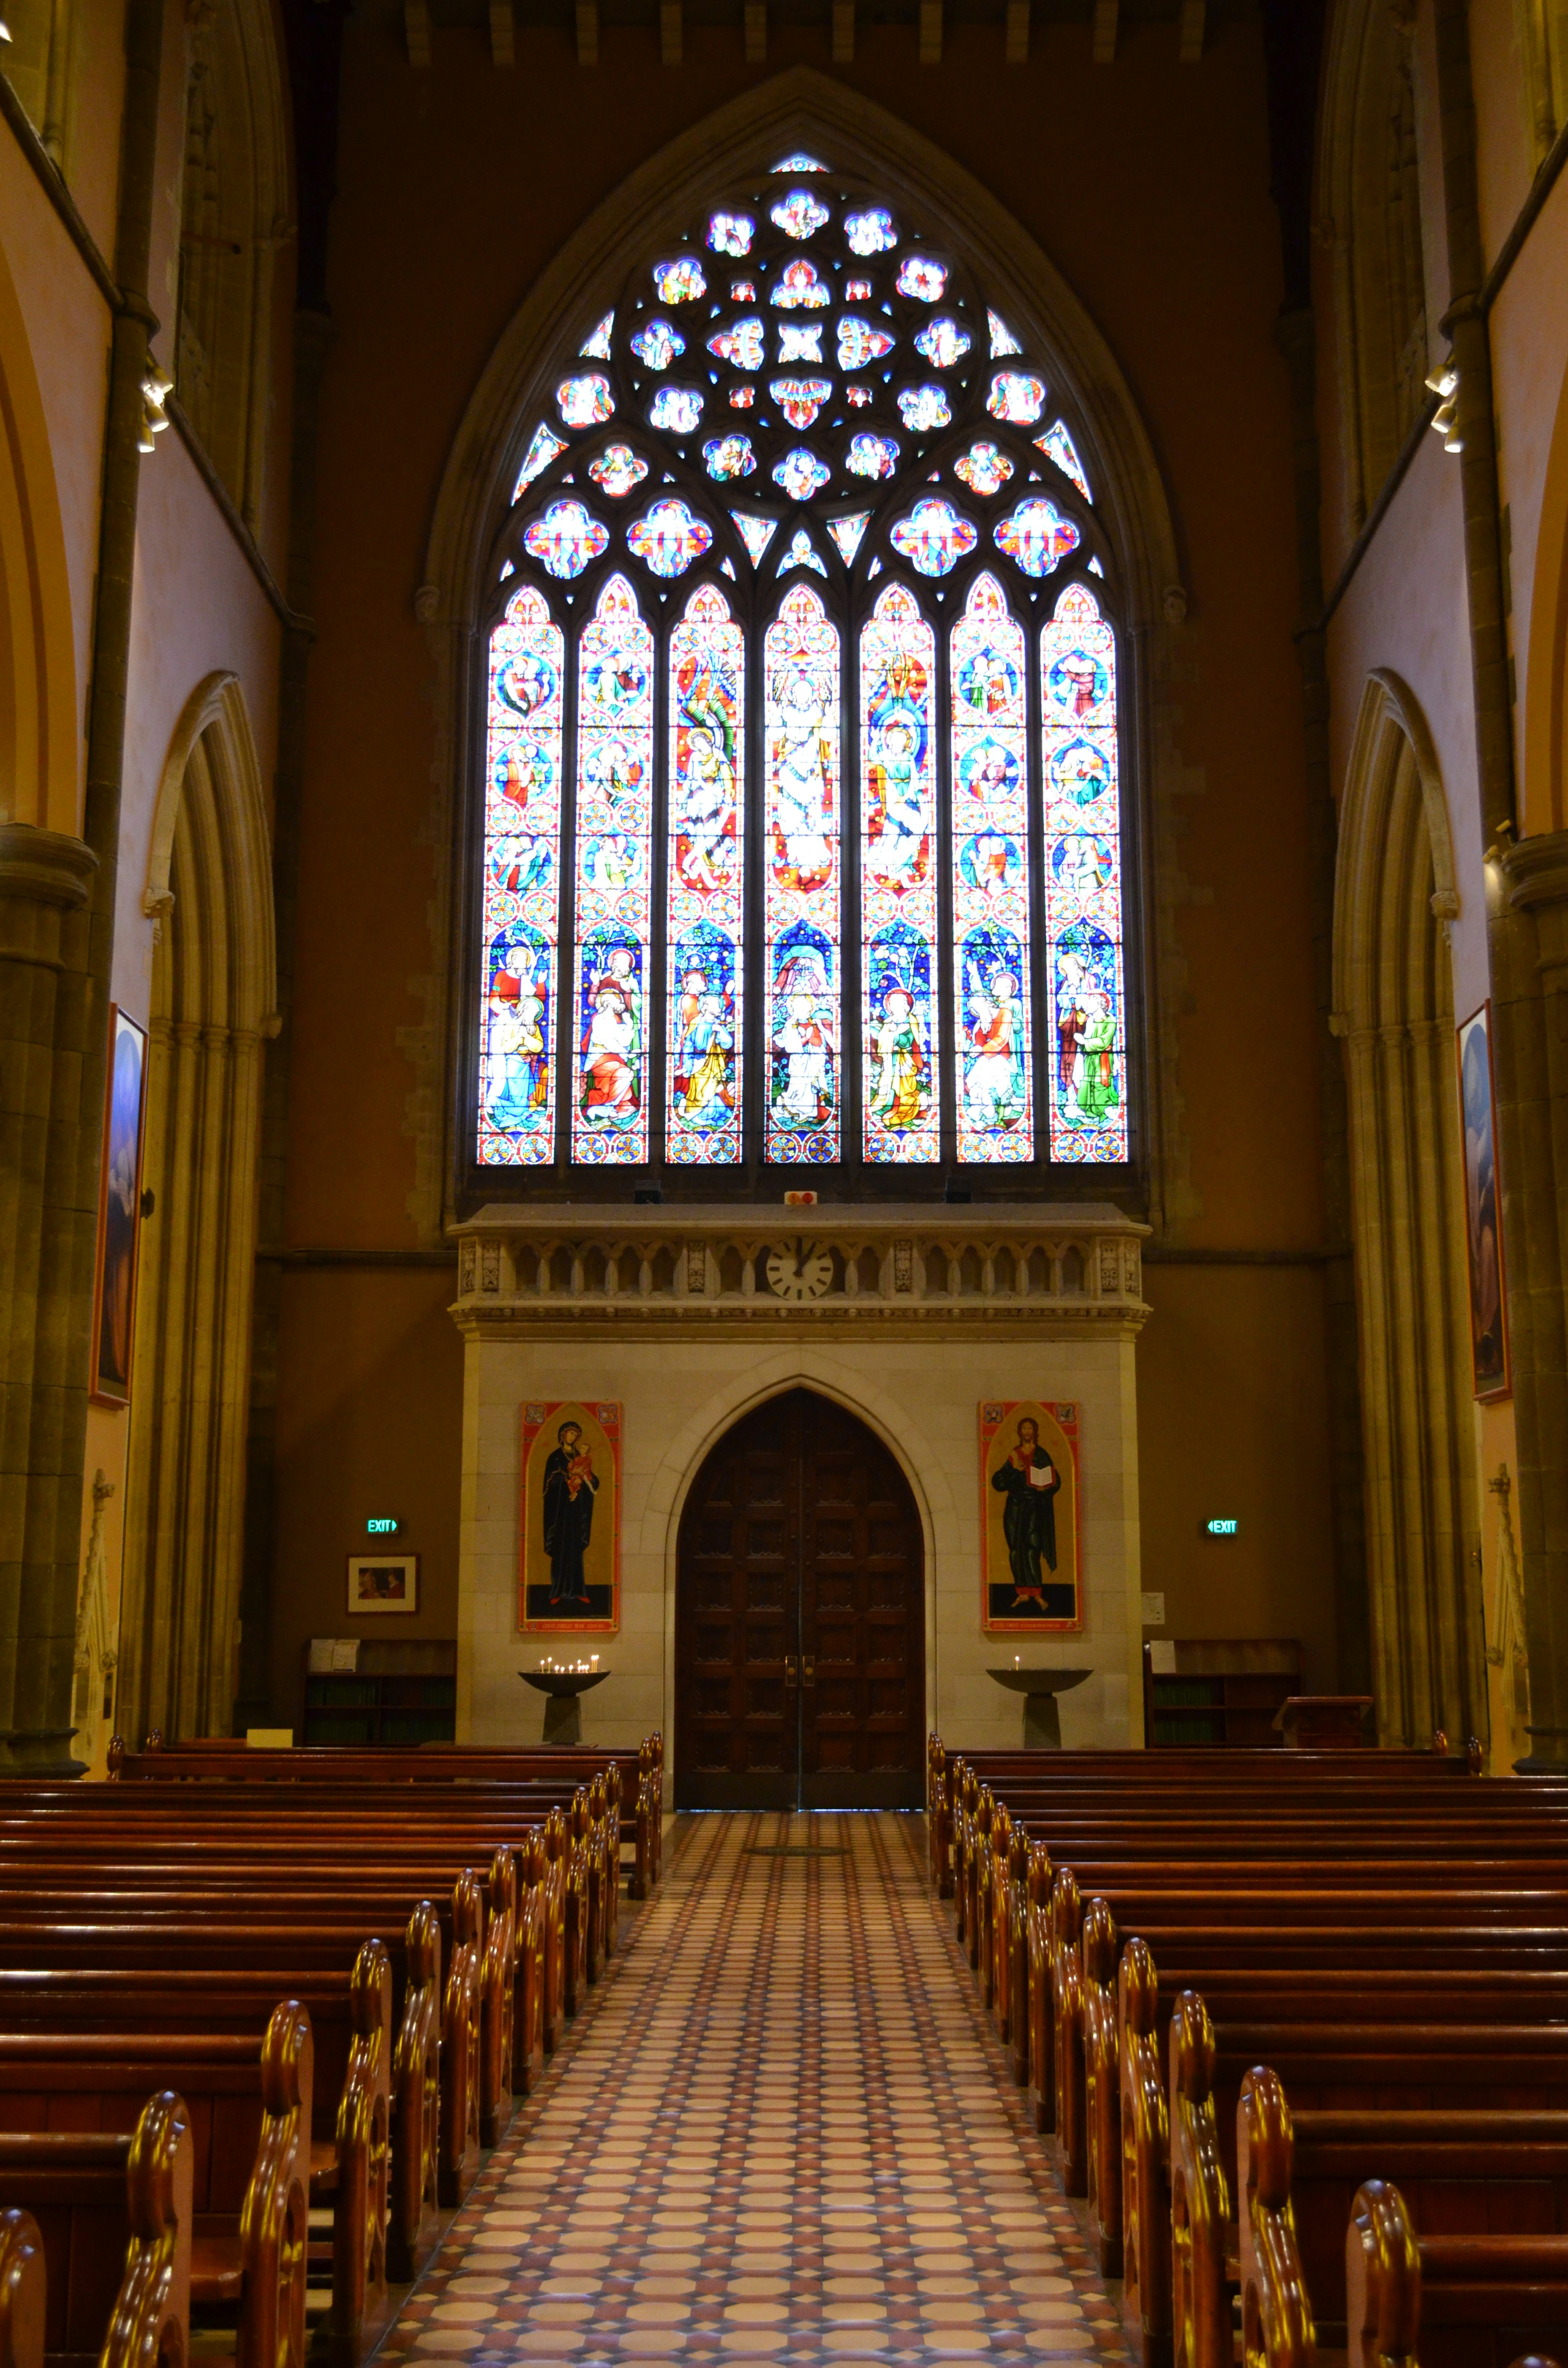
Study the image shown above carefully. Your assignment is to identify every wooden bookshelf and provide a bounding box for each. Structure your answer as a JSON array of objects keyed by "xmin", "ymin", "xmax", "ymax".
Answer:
[
  {"xmin": 1142, "ymin": 1637, "xmax": 1303, "ymax": 1748},
  {"xmin": 301, "ymin": 1639, "xmax": 457, "ymax": 1746}
]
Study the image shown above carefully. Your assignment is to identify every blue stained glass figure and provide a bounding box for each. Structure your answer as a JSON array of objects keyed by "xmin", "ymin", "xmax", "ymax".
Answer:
[
  {"xmin": 667, "ymin": 584, "xmax": 745, "ymax": 1164},
  {"xmin": 764, "ymin": 585, "xmax": 841, "ymax": 1162},
  {"xmin": 630, "ymin": 319, "xmax": 685, "ymax": 370},
  {"xmin": 860, "ymin": 581, "xmax": 939, "ymax": 1162},
  {"xmin": 845, "ymin": 207, "xmax": 898, "ymax": 254},
  {"xmin": 1041, "ymin": 583, "xmax": 1125, "ymax": 1162},
  {"xmin": 479, "ymin": 585, "xmax": 565, "ymax": 1166},
  {"xmin": 950, "ymin": 574, "xmax": 1033, "ymax": 1162},
  {"xmin": 572, "ymin": 576, "xmax": 654, "ymax": 1164}
]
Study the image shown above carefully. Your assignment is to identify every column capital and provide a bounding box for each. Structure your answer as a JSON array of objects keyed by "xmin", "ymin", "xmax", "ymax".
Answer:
[
  {"xmin": 1502, "ymin": 829, "xmax": 1568, "ymax": 914},
  {"xmin": 0, "ymin": 824, "xmax": 98, "ymax": 910}
]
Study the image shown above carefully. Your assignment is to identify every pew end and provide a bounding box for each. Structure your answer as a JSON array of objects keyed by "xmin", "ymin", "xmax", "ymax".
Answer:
[{"xmin": 0, "ymin": 2214, "xmax": 44, "ymax": 2368}]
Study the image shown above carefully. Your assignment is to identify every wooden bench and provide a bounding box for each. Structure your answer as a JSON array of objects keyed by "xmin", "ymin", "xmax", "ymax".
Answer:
[{"xmin": 1345, "ymin": 2175, "xmax": 1568, "ymax": 2368}]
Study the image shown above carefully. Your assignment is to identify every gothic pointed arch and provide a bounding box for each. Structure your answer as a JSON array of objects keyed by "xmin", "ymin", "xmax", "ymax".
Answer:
[
  {"xmin": 1332, "ymin": 669, "xmax": 1488, "ymax": 1751},
  {"xmin": 414, "ymin": 72, "xmax": 1189, "ymax": 1231},
  {"xmin": 118, "ymin": 672, "xmax": 277, "ymax": 1740}
]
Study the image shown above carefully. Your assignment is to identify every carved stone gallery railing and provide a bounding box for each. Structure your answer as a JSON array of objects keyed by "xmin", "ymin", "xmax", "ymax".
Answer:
[{"xmin": 450, "ymin": 1203, "xmax": 1149, "ymax": 1336}]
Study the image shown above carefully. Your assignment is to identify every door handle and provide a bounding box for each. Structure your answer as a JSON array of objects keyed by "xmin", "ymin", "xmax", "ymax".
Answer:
[
  {"xmin": 784, "ymin": 1657, "xmax": 798, "ymax": 1688},
  {"xmin": 802, "ymin": 1656, "xmax": 816, "ymax": 1688}
]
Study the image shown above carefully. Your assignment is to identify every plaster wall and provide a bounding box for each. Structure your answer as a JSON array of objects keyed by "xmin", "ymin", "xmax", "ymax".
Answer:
[{"xmin": 456, "ymin": 1332, "xmax": 1142, "ymax": 1768}]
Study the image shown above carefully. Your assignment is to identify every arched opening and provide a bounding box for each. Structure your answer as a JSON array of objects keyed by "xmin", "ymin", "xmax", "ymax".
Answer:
[
  {"xmin": 674, "ymin": 1386, "xmax": 924, "ymax": 1811},
  {"xmin": 1333, "ymin": 672, "xmax": 1485, "ymax": 1748},
  {"xmin": 117, "ymin": 675, "xmax": 276, "ymax": 1740},
  {"xmin": 1320, "ymin": 0, "xmax": 1430, "ymax": 533},
  {"xmin": 174, "ymin": 0, "xmax": 288, "ymax": 526}
]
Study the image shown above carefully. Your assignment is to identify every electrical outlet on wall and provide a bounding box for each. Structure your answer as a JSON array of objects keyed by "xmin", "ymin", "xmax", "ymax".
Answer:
[{"xmin": 1140, "ymin": 1591, "xmax": 1166, "ymax": 1627}]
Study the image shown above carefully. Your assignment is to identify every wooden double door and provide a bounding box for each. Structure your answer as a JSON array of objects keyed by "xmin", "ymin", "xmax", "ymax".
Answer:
[{"xmin": 674, "ymin": 1389, "xmax": 926, "ymax": 1810}]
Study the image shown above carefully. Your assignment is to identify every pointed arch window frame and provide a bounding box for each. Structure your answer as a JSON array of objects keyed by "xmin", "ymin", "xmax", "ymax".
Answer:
[{"xmin": 443, "ymin": 109, "xmax": 1165, "ymax": 1203}]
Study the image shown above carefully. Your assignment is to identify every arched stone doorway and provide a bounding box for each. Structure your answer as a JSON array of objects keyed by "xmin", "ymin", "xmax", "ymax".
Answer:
[{"xmin": 674, "ymin": 1388, "xmax": 925, "ymax": 1811}]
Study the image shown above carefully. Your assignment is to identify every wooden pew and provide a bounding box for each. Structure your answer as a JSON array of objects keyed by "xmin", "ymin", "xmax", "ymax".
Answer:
[
  {"xmin": 1346, "ymin": 2176, "xmax": 1568, "ymax": 2368},
  {"xmin": 0, "ymin": 2089, "xmax": 190, "ymax": 2368}
]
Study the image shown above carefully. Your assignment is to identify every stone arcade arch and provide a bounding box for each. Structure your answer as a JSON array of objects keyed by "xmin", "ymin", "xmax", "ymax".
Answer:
[
  {"xmin": 1332, "ymin": 670, "xmax": 1486, "ymax": 1749},
  {"xmin": 116, "ymin": 672, "xmax": 276, "ymax": 1740}
]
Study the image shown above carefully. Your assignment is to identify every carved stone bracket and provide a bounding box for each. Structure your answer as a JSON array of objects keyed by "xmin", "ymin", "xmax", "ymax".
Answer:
[{"xmin": 450, "ymin": 1201, "xmax": 1150, "ymax": 1337}]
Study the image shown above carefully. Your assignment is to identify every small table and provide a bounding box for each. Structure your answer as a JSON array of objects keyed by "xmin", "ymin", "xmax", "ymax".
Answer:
[
  {"xmin": 1273, "ymin": 1694, "xmax": 1374, "ymax": 1750},
  {"xmin": 987, "ymin": 1666, "xmax": 1093, "ymax": 1749},
  {"xmin": 519, "ymin": 1669, "xmax": 609, "ymax": 1744}
]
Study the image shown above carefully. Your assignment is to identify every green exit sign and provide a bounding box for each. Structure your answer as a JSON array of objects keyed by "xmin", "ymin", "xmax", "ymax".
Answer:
[
  {"xmin": 1203, "ymin": 1516, "xmax": 1239, "ymax": 1538},
  {"xmin": 365, "ymin": 1516, "xmax": 400, "ymax": 1536}
]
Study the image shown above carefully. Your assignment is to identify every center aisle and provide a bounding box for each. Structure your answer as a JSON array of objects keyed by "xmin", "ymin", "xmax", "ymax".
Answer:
[{"xmin": 390, "ymin": 1813, "xmax": 1128, "ymax": 2367}]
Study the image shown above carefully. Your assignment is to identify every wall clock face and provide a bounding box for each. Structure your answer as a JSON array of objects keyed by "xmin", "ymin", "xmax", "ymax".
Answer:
[{"xmin": 766, "ymin": 1242, "xmax": 834, "ymax": 1301}]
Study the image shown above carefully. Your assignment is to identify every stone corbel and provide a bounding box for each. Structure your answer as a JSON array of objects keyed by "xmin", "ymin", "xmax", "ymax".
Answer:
[{"xmin": 143, "ymin": 885, "xmax": 175, "ymax": 945}]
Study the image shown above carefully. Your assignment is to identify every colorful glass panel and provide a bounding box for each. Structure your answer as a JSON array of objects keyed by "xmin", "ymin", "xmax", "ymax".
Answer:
[
  {"xmin": 648, "ymin": 387, "xmax": 703, "ymax": 433},
  {"xmin": 774, "ymin": 152, "xmax": 826, "ymax": 172},
  {"xmin": 987, "ymin": 310, "xmax": 1021, "ymax": 356},
  {"xmin": 860, "ymin": 582, "xmax": 939, "ymax": 1162},
  {"xmin": 778, "ymin": 323, "xmax": 824, "ymax": 363},
  {"xmin": 1037, "ymin": 420, "xmax": 1092, "ymax": 500},
  {"xmin": 954, "ymin": 441, "xmax": 1014, "ymax": 496},
  {"xmin": 630, "ymin": 319, "xmax": 684, "ymax": 370},
  {"xmin": 523, "ymin": 499, "xmax": 609, "ymax": 579},
  {"xmin": 731, "ymin": 513, "xmax": 777, "ymax": 567},
  {"xmin": 914, "ymin": 317, "xmax": 971, "ymax": 366},
  {"xmin": 987, "ymin": 370, "xmax": 1047, "ymax": 424},
  {"xmin": 708, "ymin": 318, "xmax": 764, "ymax": 370},
  {"xmin": 588, "ymin": 445, "xmax": 648, "ymax": 498},
  {"xmin": 897, "ymin": 385, "xmax": 951, "ymax": 433},
  {"xmin": 845, "ymin": 276, "xmax": 873, "ymax": 300},
  {"xmin": 771, "ymin": 377, "xmax": 833, "ymax": 428},
  {"xmin": 479, "ymin": 586, "xmax": 564, "ymax": 1166},
  {"xmin": 826, "ymin": 512, "xmax": 870, "ymax": 564},
  {"xmin": 653, "ymin": 257, "xmax": 706, "ymax": 303},
  {"xmin": 846, "ymin": 384, "xmax": 873, "ymax": 408},
  {"xmin": 771, "ymin": 259, "xmax": 830, "ymax": 309},
  {"xmin": 667, "ymin": 584, "xmax": 745, "ymax": 1165},
  {"xmin": 626, "ymin": 498, "xmax": 713, "ymax": 577},
  {"xmin": 514, "ymin": 424, "xmax": 566, "ymax": 499},
  {"xmin": 950, "ymin": 574, "xmax": 1032, "ymax": 1163},
  {"xmin": 780, "ymin": 527, "xmax": 826, "ymax": 577},
  {"xmin": 774, "ymin": 449, "xmax": 831, "ymax": 501},
  {"xmin": 1041, "ymin": 583, "xmax": 1125, "ymax": 1162},
  {"xmin": 845, "ymin": 207, "xmax": 898, "ymax": 254},
  {"xmin": 580, "ymin": 314, "xmax": 614, "ymax": 358},
  {"xmin": 837, "ymin": 318, "xmax": 895, "ymax": 370},
  {"xmin": 846, "ymin": 433, "xmax": 899, "ymax": 479},
  {"xmin": 557, "ymin": 373, "xmax": 614, "ymax": 427},
  {"xmin": 764, "ymin": 585, "xmax": 841, "ymax": 1162},
  {"xmin": 994, "ymin": 496, "xmax": 1080, "ymax": 576},
  {"xmin": 730, "ymin": 387, "xmax": 755, "ymax": 409},
  {"xmin": 889, "ymin": 497, "xmax": 977, "ymax": 578},
  {"xmin": 708, "ymin": 212, "xmax": 753, "ymax": 256},
  {"xmin": 896, "ymin": 256, "xmax": 947, "ymax": 301},
  {"xmin": 572, "ymin": 575, "xmax": 654, "ymax": 1164},
  {"xmin": 772, "ymin": 189, "xmax": 831, "ymax": 240},
  {"xmin": 703, "ymin": 435, "xmax": 755, "ymax": 481}
]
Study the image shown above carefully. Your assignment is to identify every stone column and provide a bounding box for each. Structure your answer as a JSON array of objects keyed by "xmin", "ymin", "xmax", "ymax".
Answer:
[
  {"xmin": 1495, "ymin": 832, "xmax": 1568, "ymax": 1766},
  {"xmin": 0, "ymin": 825, "xmax": 100, "ymax": 1774}
]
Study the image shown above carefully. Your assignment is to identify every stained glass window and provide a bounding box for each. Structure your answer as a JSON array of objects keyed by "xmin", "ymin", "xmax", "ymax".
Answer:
[
  {"xmin": 765, "ymin": 585, "xmax": 841, "ymax": 1162},
  {"xmin": 951, "ymin": 575, "xmax": 1032, "ymax": 1163},
  {"xmin": 1041, "ymin": 583, "xmax": 1126, "ymax": 1161},
  {"xmin": 667, "ymin": 584, "xmax": 745, "ymax": 1164},
  {"xmin": 860, "ymin": 583, "xmax": 938, "ymax": 1162},
  {"xmin": 478, "ymin": 586, "xmax": 564, "ymax": 1166},
  {"xmin": 572, "ymin": 576, "xmax": 654, "ymax": 1164},
  {"xmin": 477, "ymin": 154, "xmax": 1127, "ymax": 1183}
]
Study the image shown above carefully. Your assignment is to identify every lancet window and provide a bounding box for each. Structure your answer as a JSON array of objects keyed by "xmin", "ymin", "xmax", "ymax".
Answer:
[{"xmin": 475, "ymin": 154, "xmax": 1129, "ymax": 1185}]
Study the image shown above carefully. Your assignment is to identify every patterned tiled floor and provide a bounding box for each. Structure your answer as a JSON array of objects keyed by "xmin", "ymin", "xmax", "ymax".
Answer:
[{"xmin": 387, "ymin": 1813, "xmax": 1129, "ymax": 2366}]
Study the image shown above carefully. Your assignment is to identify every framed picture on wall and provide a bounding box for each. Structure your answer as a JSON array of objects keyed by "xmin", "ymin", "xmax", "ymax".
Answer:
[
  {"xmin": 346, "ymin": 1553, "xmax": 419, "ymax": 1614},
  {"xmin": 979, "ymin": 1400, "xmax": 1082, "ymax": 1634},
  {"xmin": 1457, "ymin": 1001, "xmax": 1511, "ymax": 1400},
  {"xmin": 89, "ymin": 1006, "xmax": 149, "ymax": 1408},
  {"xmin": 519, "ymin": 1401, "xmax": 621, "ymax": 1634}
]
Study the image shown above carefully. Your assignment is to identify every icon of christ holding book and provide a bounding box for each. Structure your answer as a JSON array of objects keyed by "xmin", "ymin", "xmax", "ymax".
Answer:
[{"xmin": 989, "ymin": 1415, "xmax": 1065, "ymax": 1611}]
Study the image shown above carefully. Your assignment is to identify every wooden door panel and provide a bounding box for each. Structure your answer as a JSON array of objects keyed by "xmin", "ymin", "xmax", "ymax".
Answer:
[{"xmin": 676, "ymin": 1389, "xmax": 924, "ymax": 1810}]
